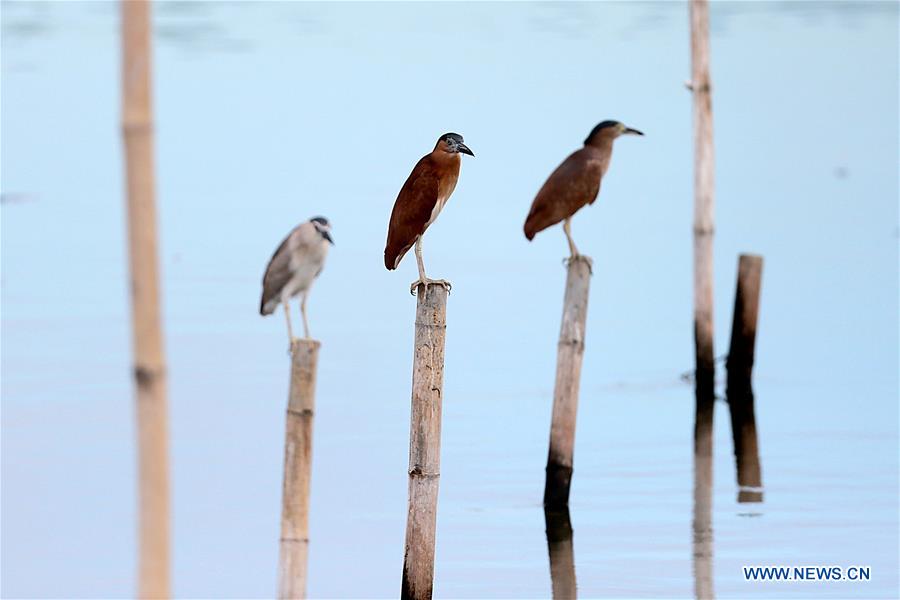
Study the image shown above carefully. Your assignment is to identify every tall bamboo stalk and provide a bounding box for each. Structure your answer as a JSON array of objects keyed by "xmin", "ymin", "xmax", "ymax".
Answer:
[
  {"xmin": 401, "ymin": 284, "xmax": 449, "ymax": 600},
  {"xmin": 726, "ymin": 254, "xmax": 764, "ymax": 502},
  {"xmin": 544, "ymin": 256, "xmax": 592, "ymax": 508},
  {"xmin": 278, "ymin": 339, "xmax": 321, "ymax": 599},
  {"xmin": 690, "ymin": 0, "xmax": 716, "ymax": 459},
  {"xmin": 121, "ymin": 1, "xmax": 169, "ymax": 597}
]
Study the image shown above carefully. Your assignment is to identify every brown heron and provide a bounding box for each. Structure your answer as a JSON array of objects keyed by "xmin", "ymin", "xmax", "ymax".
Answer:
[
  {"xmin": 524, "ymin": 121, "xmax": 642, "ymax": 258},
  {"xmin": 384, "ymin": 132, "xmax": 474, "ymax": 296}
]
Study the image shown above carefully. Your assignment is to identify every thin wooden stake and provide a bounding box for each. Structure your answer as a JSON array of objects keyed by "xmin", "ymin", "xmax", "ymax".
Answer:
[
  {"xmin": 401, "ymin": 284, "xmax": 449, "ymax": 600},
  {"xmin": 278, "ymin": 339, "xmax": 321, "ymax": 600},
  {"xmin": 121, "ymin": 1, "xmax": 170, "ymax": 597},
  {"xmin": 544, "ymin": 256, "xmax": 592, "ymax": 508},
  {"xmin": 690, "ymin": 0, "xmax": 716, "ymax": 459},
  {"xmin": 544, "ymin": 506, "xmax": 578, "ymax": 599},
  {"xmin": 726, "ymin": 254, "xmax": 764, "ymax": 502}
]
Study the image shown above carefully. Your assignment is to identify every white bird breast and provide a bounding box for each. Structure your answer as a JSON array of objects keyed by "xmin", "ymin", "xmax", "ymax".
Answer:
[{"xmin": 283, "ymin": 238, "xmax": 329, "ymax": 299}]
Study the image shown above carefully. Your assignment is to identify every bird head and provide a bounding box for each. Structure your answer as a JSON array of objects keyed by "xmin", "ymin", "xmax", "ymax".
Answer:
[
  {"xmin": 584, "ymin": 121, "xmax": 644, "ymax": 145},
  {"xmin": 310, "ymin": 216, "xmax": 334, "ymax": 245},
  {"xmin": 436, "ymin": 132, "xmax": 474, "ymax": 156}
]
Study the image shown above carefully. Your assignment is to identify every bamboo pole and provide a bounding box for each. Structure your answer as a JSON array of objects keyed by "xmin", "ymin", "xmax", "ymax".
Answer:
[
  {"xmin": 689, "ymin": 0, "xmax": 716, "ymax": 460},
  {"xmin": 401, "ymin": 284, "xmax": 449, "ymax": 600},
  {"xmin": 726, "ymin": 254, "xmax": 764, "ymax": 502},
  {"xmin": 544, "ymin": 256, "xmax": 592, "ymax": 508},
  {"xmin": 121, "ymin": 1, "xmax": 170, "ymax": 597},
  {"xmin": 692, "ymin": 451, "xmax": 715, "ymax": 600},
  {"xmin": 278, "ymin": 339, "xmax": 321, "ymax": 599},
  {"xmin": 544, "ymin": 506, "xmax": 578, "ymax": 599}
]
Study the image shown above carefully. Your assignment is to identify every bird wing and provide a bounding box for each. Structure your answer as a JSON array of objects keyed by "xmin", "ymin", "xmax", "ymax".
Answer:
[
  {"xmin": 524, "ymin": 148, "xmax": 603, "ymax": 240},
  {"xmin": 384, "ymin": 155, "xmax": 441, "ymax": 270},
  {"xmin": 260, "ymin": 226, "xmax": 301, "ymax": 315}
]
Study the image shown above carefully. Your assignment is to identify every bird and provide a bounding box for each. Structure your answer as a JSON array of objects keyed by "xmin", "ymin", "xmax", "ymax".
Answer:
[
  {"xmin": 384, "ymin": 132, "xmax": 474, "ymax": 296},
  {"xmin": 524, "ymin": 120, "xmax": 643, "ymax": 259},
  {"xmin": 260, "ymin": 216, "xmax": 334, "ymax": 346}
]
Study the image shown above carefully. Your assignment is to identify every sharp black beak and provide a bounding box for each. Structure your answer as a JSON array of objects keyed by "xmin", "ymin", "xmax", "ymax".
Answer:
[
  {"xmin": 323, "ymin": 231, "xmax": 334, "ymax": 245},
  {"xmin": 623, "ymin": 127, "xmax": 644, "ymax": 136},
  {"xmin": 458, "ymin": 142, "xmax": 474, "ymax": 156}
]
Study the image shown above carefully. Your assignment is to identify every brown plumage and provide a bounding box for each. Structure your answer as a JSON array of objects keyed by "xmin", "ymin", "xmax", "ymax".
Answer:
[
  {"xmin": 384, "ymin": 133, "xmax": 473, "ymax": 295},
  {"xmin": 524, "ymin": 121, "xmax": 642, "ymax": 257}
]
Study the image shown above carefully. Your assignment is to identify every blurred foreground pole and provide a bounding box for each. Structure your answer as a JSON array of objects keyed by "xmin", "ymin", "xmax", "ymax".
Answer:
[
  {"xmin": 278, "ymin": 340, "xmax": 321, "ymax": 599},
  {"xmin": 544, "ymin": 506, "xmax": 578, "ymax": 599},
  {"xmin": 121, "ymin": 1, "xmax": 170, "ymax": 597},
  {"xmin": 726, "ymin": 255, "xmax": 764, "ymax": 502},
  {"xmin": 401, "ymin": 284, "xmax": 449, "ymax": 600},
  {"xmin": 689, "ymin": 0, "xmax": 716, "ymax": 459},
  {"xmin": 544, "ymin": 256, "xmax": 592, "ymax": 508}
]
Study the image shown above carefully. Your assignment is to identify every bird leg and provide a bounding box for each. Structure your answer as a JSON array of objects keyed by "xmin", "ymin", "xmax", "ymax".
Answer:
[
  {"xmin": 562, "ymin": 218, "xmax": 593, "ymax": 271},
  {"xmin": 563, "ymin": 217, "xmax": 580, "ymax": 259},
  {"xmin": 410, "ymin": 236, "xmax": 451, "ymax": 296},
  {"xmin": 300, "ymin": 291, "xmax": 311, "ymax": 339},
  {"xmin": 283, "ymin": 300, "xmax": 298, "ymax": 352}
]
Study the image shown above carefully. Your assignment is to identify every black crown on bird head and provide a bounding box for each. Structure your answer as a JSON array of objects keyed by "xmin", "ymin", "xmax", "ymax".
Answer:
[
  {"xmin": 585, "ymin": 120, "xmax": 621, "ymax": 144},
  {"xmin": 440, "ymin": 132, "xmax": 465, "ymax": 144},
  {"xmin": 310, "ymin": 216, "xmax": 329, "ymax": 226}
]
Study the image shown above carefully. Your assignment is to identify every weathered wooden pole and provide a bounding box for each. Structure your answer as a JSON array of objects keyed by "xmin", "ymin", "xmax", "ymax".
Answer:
[
  {"xmin": 726, "ymin": 254, "xmax": 764, "ymax": 503},
  {"xmin": 278, "ymin": 339, "xmax": 321, "ymax": 599},
  {"xmin": 689, "ymin": 0, "xmax": 716, "ymax": 460},
  {"xmin": 544, "ymin": 506, "xmax": 578, "ymax": 599},
  {"xmin": 544, "ymin": 256, "xmax": 592, "ymax": 508},
  {"xmin": 401, "ymin": 284, "xmax": 449, "ymax": 600},
  {"xmin": 121, "ymin": 1, "xmax": 170, "ymax": 597},
  {"xmin": 692, "ymin": 451, "xmax": 715, "ymax": 600}
]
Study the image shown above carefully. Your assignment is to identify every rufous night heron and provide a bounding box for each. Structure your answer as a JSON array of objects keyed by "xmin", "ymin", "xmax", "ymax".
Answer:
[
  {"xmin": 260, "ymin": 216, "xmax": 334, "ymax": 345},
  {"xmin": 524, "ymin": 121, "xmax": 643, "ymax": 258},
  {"xmin": 384, "ymin": 132, "xmax": 474, "ymax": 296}
]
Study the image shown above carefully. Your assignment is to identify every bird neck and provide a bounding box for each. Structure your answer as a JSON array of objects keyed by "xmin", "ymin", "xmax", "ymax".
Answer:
[
  {"xmin": 584, "ymin": 133, "xmax": 616, "ymax": 153},
  {"xmin": 431, "ymin": 149, "xmax": 462, "ymax": 169}
]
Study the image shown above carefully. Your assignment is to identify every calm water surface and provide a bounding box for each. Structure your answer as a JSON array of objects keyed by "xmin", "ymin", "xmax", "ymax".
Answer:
[{"xmin": 2, "ymin": 2, "xmax": 898, "ymax": 598}]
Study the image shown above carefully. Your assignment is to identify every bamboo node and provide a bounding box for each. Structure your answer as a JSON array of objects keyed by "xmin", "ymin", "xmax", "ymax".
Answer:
[
  {"xmin": 287, "ymin": 408, "xmax": 314, "ymax": 418},
  {"xmin": 408, "ymin": 466, "xmax": 440, "ymax": 478},
  {"xmin": 279, "ymin": 536, "xmax": 310, "ymax": 544},
  {"xmin": 133, "ymin": 365, "xmax": 164, "ymax": 387},
  {"xmin": 121, "ymin": 120, "xmax": 154, "ymax": 134}
]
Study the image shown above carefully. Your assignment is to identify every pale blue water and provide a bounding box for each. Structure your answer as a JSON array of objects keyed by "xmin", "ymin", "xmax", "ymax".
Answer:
[{"xmin": 2, "ymin": 2, "xmax": 898, "ymax": 598}]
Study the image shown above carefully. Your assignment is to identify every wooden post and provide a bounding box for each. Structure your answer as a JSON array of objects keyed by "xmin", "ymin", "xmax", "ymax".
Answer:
[
  {"xmin": 544, "ymin": 256, "xmax": 592, "ymax": 508},
  {"xmin": 689, "ymin": 0, "xmax": 716, "ymax": 460},
  {"xmin": 692, "ymin": 451, "xmax": 715, "ymax": 600},
  {"xmin": 401, "ymin": 284, "xmax": 448, "ymax": 600},
  {"xmin": 278, "ymin": 339, "xmax": 321, "ymax": 600},
  {"xmin": 726, "ymin": 254, "xmax": 764, "ymax": 503},
  {"xmin": 544, "ymin": 507, "xmax": 578, "ymax": 599},
  {"xmin": 121, "ymin": 2, "xmax": 170, "ymax": 597}
]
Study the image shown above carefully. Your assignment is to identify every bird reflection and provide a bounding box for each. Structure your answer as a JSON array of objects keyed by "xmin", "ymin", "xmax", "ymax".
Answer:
[
  {"xmin": 544, "ymin": 506, "xmax": 577, "ymax": 599},
  {"xmin": 693, "ymin": 452, "xmax": 715, "ymax": 600}
]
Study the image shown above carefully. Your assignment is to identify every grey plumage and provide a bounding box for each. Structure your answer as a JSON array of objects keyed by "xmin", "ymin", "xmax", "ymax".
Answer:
[{"xmin": 260, "ymin": 217, "xmax": 333, "ymax": 342}]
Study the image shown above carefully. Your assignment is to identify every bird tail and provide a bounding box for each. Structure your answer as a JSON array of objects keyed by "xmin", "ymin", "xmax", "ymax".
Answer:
[
  {"xmin": 260, "ymin": 295, "xmax": 276, "ymax": 316},
  {"xmin": 523, "ymin": 219, "xmax": 536, "ymax": 241}
]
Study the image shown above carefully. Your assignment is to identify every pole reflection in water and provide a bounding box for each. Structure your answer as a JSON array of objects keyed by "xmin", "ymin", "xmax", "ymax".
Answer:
[
  {"xmin": 544, "ymin": 506, "xmax": 577, "ymax": 599},
  {"xmin": 692, "ymin": 451, "xmax": 715, "ymax": 600}
]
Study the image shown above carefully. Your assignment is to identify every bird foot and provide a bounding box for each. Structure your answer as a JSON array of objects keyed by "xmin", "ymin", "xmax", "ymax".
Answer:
[
  {"xmin": 287, "ymin": 337, "xmax": 301, "ymax": 355},
  {"xmin": 410, "ymin": 278, "xmax": 452, "ymax": 297},
  {"xmin": 563, "ymin": 254, "xmax": 594, "ymax": 273}
]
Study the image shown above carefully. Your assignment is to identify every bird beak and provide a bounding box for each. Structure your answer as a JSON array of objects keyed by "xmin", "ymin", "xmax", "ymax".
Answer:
[
  {"xmin": 457, "ymin": 142, "xmax": 474, "ymax": 156},
  {"xmin": 323, "ymin": 231, "xmax": 334, "ymax": 245},
  {"xmin": 623, "ymin": 126, "xmax": 644, "ymax": 136}
]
